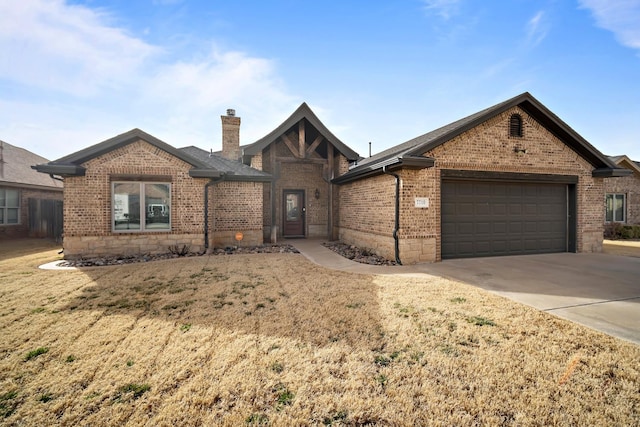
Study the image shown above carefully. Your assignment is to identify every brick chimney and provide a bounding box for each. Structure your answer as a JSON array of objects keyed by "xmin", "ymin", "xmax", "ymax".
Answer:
[{"xmin": 221, "ymin": 109, "xmax": 241, "ymax": 161}]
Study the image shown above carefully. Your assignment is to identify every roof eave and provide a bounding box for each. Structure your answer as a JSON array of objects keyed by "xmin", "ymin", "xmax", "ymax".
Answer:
[
  {"xmin": 592, "ymin": 168, "xmax": 633, "ymax": 178},
  {"xmin": 223, "ymin": 174, "xmax": 272, "ymax": 182},
  {"xmin": 333, "ymin": 155, "xmax": 434, "ymax": 185},
  {"xmin": 188, "ymin": 169, "xmax": 223, "ymax": 178},
  {"xmin": 33, "ymin": 164, "xmax": 86, "ymax": 176}
]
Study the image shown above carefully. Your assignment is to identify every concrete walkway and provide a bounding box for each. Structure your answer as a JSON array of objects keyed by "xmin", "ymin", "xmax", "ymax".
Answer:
[{"xmin": 288, "ymin": 239, "xmax": 640, "ymax": 345}]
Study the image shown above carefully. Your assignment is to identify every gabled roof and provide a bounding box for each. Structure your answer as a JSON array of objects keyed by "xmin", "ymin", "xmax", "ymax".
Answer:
[
  {"xmin": 608, "ymin": 155, "xmax": 640, "ymax": 176},
  {"xmin": 0, "ymin": 140, "xmax": 63, "ymax": 190},
  {"xmin": 179, "ymin": 146, "xmax": 271, "ymax": 182},
  {"xmin": 243, "ymin": 103, "xmax": 359, "ymax": 161},
  {"xmin": 34, "ymin": 128, "xmax": 222, "ymax": 178},
  {"xmin": 335, "ymin": 92, "xmax": 627, "ymax": 184}
]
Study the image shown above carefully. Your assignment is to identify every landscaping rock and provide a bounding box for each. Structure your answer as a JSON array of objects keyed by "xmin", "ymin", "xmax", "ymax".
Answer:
[{"xmin": 322, "ymin": 242, "xmax": 396, "ymax": 266}]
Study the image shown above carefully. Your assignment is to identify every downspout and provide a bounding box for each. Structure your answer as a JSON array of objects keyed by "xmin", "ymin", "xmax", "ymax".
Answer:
[
  {"xmin": 204, "ymin": 175, "xmax": 225, "ymax": 253},
  {"xmin": 382, "ymin": 165, "xmax": 402, "ymax": 265}
]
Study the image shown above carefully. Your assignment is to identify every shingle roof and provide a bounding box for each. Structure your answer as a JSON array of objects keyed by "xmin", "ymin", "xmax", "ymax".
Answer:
[
  {"xmin": 335, "ymin": 92, "xmax": 626, "ymax": 184},
  {"xmin": 179, "ymin": 146, "xmax": 271, "ymax": 181},
  {"xmin": 243, "ymin": 102, "xmax": 359, "ymax": 161},
  {"xmin": 0, "ymin": 140, "xmax": 63, "ymax": 190}
]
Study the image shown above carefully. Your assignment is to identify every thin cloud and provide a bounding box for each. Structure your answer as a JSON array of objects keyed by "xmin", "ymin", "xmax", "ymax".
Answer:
[
  {"xmin": 0, "ymin": 0, "xmax": 297, "ymax": 158},
  {"xmin": 0, "ymin": 0, "xmax": 158, "ymax": 96},
  {"xmin": 526, "ymin": 11, "xmax": 550, "ymax": 47},
  {"xmin": 422, "ymin": 0, "xmax": 461, "ymax": 20},
  {"xmin": 579, "ymin": 0, "xmax": 640, "ymax": 51}
]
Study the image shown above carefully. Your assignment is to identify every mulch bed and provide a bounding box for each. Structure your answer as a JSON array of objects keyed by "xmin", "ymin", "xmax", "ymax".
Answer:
[
  {"xmin": 322, "ymin": 242, "xmax": 396, "ymax": 266},
  {"xmin": 59, "ymin": 244, "xmax": 299, "ymax": 267}
]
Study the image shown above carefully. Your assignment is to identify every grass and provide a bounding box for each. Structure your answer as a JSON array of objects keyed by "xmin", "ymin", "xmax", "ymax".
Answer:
[
  {"xmin": 24, "ymin": 347, "xmax": 49, "ymax": 361},
  {"xmin": 0, "ymin": 239, "xmax": 639, "ymax": 425}
]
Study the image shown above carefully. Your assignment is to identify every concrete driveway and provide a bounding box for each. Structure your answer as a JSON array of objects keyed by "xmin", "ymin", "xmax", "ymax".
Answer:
[{"xmin": 422, "ymin": 253, "xmax": 640, "ymax": 345}]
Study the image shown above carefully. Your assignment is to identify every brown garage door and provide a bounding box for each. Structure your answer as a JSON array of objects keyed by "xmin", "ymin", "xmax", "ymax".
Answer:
[{"xmin": 441, "ymin": 180, "xmax": 567, "ymax": 259}]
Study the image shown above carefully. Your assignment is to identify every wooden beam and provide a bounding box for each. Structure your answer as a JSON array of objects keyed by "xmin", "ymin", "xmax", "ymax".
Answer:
[
  {"xmin": 306, "ymin": 135, "xmax": 324, "ymax": 157},
  {"xmin": 327, "ymin": 143, "xmax": 334, "ymax": 239},
  {"xmin": 299, "ymin": 120, "xmax": 306, "ymax": 158},
  {"xmin": 281, "ymin": 134, "xmax": 300, "ymax": 158}
]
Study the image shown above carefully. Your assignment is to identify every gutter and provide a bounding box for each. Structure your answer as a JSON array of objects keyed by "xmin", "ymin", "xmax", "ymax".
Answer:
[
  {"xmin": 203, "ymin": 175, "xmax": 226, "ymax": 253},
  {"xmin": 382, "ymin": 165, "xmax": 402, "ymax": 265}
]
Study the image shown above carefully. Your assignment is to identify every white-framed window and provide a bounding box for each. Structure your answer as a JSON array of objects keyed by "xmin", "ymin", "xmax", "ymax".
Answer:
[
  {"xmin": 0, "ymin": 188, "xmax": 20, "ymax": 225},
  {"xmin": 112, "ymin": 182, "xmax": 171, "ymax": 232},
  {"xmin": 605, "ymin": 193, "xmax": 626, "ymax": 223}
]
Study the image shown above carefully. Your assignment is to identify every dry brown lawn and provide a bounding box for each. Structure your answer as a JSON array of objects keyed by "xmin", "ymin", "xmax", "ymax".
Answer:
[{"xmin": 0, "ymin": 240, "xmax": 639, "ymax": 426}]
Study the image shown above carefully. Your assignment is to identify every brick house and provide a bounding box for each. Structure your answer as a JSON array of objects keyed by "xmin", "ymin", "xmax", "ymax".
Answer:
[
  {"xmin": 0, "ymin": 140, "xmax": 63, "ymax": 239},
  {"xmin": 35, "ymin": 92, "xmax": 627, "ymax": 262},
  {"xmin": 333, "ymin": 92, "xmax": 628, "ymax": 263},
  {"xmin": 604, "ymin": 155, "xmax": 640, "ymax": 225},
  {"xmin": 34, "ymin": 105, "xmax": 358, "ymax": 258}
]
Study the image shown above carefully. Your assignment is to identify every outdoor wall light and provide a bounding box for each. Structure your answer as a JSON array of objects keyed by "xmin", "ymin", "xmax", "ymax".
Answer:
[
  {"xmin": 315, "ymin": 189, "xmax": 320, "ymax": 199},
  {"xmin": 514, "ymin": 146, "xmax": 527, "ymax": 155}
]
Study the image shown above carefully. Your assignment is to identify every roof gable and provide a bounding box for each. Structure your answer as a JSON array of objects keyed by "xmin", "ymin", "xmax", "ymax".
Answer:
[
  {"xmin": 34, "ymin": 129, "xmax": 222, "ymax": 178},
  {"xmin": 335, "ymin": 92, "xmax": 627, "ymax": 184},
  {"xmin": 609, "ymin": 155, "xmax": 640, "ymax": 176},
  {"xmin": 0, "ymin": 141, "xmax": 63, "ymax": 190},
  {"xmin": 243, "ymin": 103, "xmax": 359, "ymax": 161}
]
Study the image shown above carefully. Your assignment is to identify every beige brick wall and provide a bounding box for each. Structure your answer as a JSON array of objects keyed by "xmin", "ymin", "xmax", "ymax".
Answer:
[
  {"xmin": 62, "ymin": 140, "xmax": 209, "ymax": 258},
  {"xmin": 338, "ymin": 106, "xmax": 603, "ymax": 263},
  {"xmin": 605, "ymin": 171, "xmax": 640, "ymax": 225},
  {"xmin": 210, "ymin": 181, "xmax": 263, "ymax": 247}
]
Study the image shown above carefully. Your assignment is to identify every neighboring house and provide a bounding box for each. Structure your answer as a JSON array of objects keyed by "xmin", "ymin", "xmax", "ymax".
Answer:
[
  {"xmin": 35, "ymin": 92, "xmax": 628, "ymax": 262},
  {"xmin": 604, "ymin": 155, "xmax": 640, "ymax": 225},
  {"xmin": 0, "ymin": 140, "xmax": 63, "ymax": 239},
  {"xmin": 333, "ymin": 92, "xmax": 628, "ymax": 263}
]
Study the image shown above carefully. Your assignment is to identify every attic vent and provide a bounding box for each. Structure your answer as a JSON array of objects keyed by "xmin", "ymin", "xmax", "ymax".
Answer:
[{"xmin": 509, "ymin": 114, "xmax": 523, "ymax": 137}]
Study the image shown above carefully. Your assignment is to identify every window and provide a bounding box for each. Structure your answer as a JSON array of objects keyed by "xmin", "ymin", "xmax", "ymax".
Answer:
[
  {"xmin": 509, "ymin": 114, "xmax": 523, "ymax": 137},
  {"xmin": 0, "ymin": 188, "xmax": 20, "ymax": 225},
  {"xmin": 605, "ymin": 193, "xmax": 626, "ymax": 223},
  {"xmin": 113, "ymin": 182, "xmax": 171, "ymax": 231}
]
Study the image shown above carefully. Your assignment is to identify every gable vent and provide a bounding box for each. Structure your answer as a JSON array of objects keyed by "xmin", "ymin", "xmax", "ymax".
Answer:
[{"xmin": 509, "ymin": 114, "xmax": 523, "ymax": 137}]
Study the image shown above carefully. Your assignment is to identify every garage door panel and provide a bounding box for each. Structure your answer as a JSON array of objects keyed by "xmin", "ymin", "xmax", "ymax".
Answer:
[
  {"xmin": 442, "ymin": 180, "xmax": 567, "ymax": 259},
  {"xmin": 476, "ymin": 222, "xmax": 491, "ymax": 234}
]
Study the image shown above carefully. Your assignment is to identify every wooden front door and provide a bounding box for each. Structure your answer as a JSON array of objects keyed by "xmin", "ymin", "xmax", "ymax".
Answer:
[{"xmin": 283, "ymin": 190, "xmax": 305, "ymax": 237}]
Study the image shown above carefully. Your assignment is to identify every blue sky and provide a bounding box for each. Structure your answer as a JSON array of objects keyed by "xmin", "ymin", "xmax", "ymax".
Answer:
[{"xmin": 1, "ymin": 0, "xmax": 639, "ymax": 162}]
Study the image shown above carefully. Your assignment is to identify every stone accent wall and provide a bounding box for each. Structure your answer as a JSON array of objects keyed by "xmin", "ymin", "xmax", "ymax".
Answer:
[
  {"xmin": 62, "ymin": 140, "xmax": 208, "ymax": 258},
  {"xmin": 210, "ymin": 181, "xmax": 263, "ymax": 247},
  {"xmin": 605, "ymin": 170, "xmax": 640, "ymax": 225},
  {"xmin": 0, "ymin": 187, "xmax": 63, "ymax": 239},
  {"xmin": 338, "ymin": 106, "xmax": 603, "ymax": 263}
]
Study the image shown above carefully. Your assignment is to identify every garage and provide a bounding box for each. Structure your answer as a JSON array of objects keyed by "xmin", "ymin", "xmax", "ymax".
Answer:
[{"xmin": 441, "ymin": 176, "xmax": 575, "ymax": 259}]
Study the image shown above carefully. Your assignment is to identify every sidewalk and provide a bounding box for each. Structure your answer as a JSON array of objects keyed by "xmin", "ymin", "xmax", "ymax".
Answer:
[{"xmin": 286, "ymin": 239, "xmax": 427, "ymax": 276}]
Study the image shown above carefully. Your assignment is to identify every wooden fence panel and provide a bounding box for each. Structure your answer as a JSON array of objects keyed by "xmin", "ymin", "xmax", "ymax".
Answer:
[{"xmin": 28, "ymin": 198, "xmax": 63, "ymax": 241}]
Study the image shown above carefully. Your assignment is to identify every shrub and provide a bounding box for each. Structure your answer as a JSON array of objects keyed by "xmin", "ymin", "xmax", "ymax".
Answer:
[{"xmin": 604, "ymin": 223, "xmax": 640, "ymax": 240}]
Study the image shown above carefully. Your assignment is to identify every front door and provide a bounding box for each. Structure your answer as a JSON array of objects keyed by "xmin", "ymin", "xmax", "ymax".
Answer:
[{"xmin": 283, "ymin": 190, "xmax": 305, "ymax": 237}]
